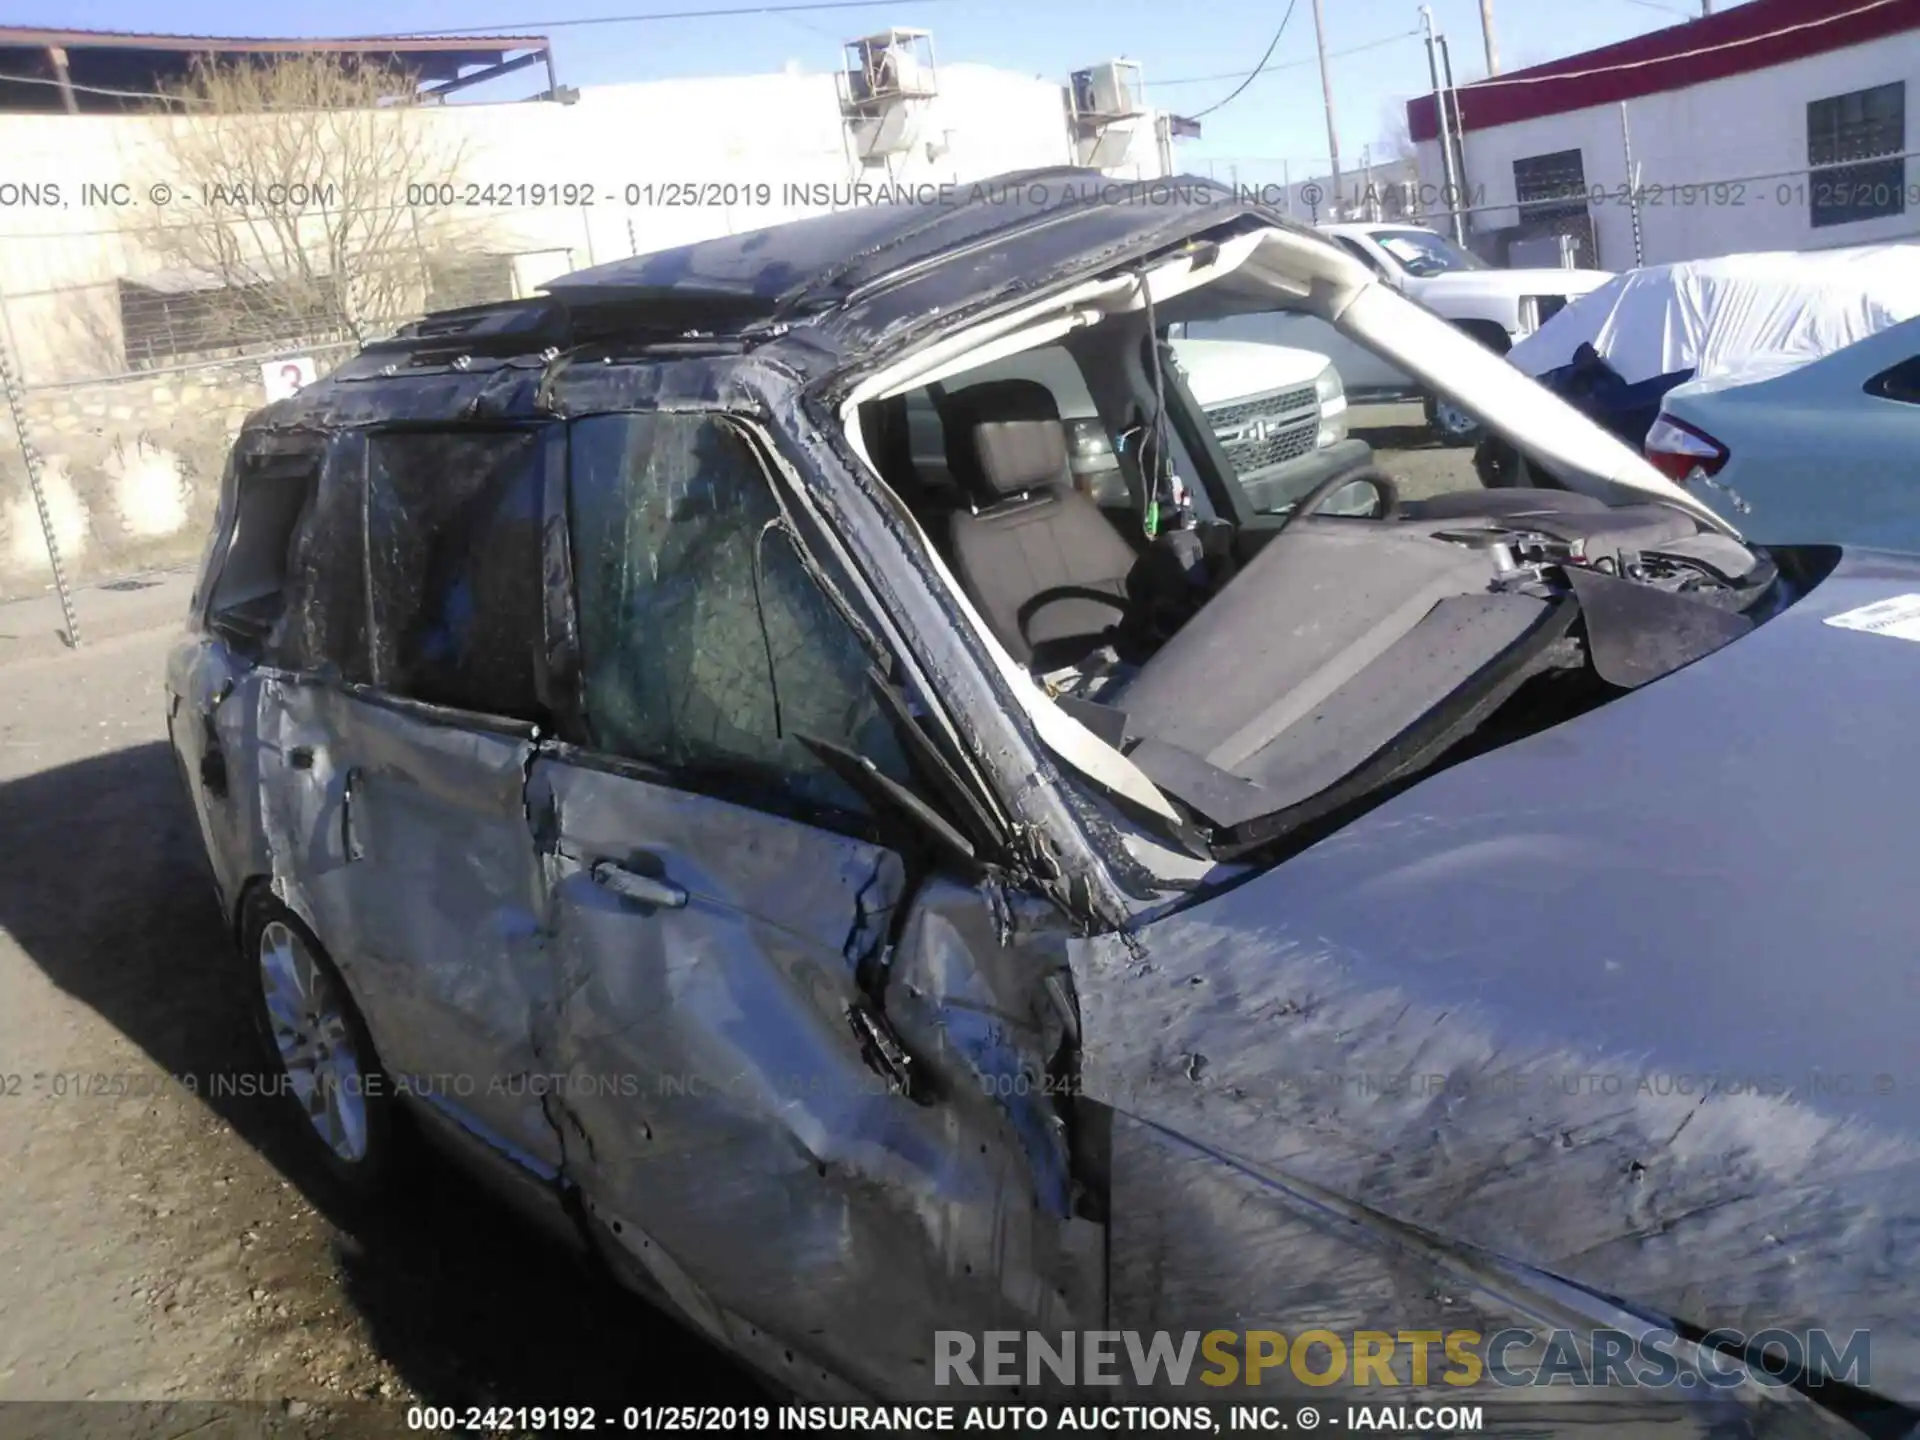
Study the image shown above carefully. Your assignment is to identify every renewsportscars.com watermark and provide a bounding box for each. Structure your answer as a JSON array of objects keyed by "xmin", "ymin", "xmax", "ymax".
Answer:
[{"xmin": 934, "ymin": 1328, "xmax": 1872, "ymax": 1390}]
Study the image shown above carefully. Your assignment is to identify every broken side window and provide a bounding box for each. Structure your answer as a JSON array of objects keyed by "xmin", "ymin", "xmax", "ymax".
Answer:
[
  {"xmin": 208, "ymin": 447, "xmax": 320, "ymax": 657},
  {"xmin": 566, "ymin": 410, "xmax": 911, "ymax": 817},
  {"xmin": 364, "ymin": 428, "xmax": 548, "ymax": 723}
]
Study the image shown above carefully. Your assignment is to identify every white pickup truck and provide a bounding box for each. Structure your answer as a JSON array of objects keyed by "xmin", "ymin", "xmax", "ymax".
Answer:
[
  {"xmin": 906, "ymin": 338, "xmax": 1373, "ymax": 518},
  {"xmin": 1184, "ymin": 222, "xmax": 1613, "ymax": 442}
]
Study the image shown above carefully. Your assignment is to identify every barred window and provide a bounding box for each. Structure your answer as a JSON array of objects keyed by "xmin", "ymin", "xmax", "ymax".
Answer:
[
  {"xmin": 1512, "ymin": 149, "xmax": 1588, "ymax": 221},
  {"xmin": 116, "ymin": 275, "xmax": 350, "ymax": 369},
  {"xmin": 1808, "ymin": 82, "xmax": 1906, "ymax": 228}
]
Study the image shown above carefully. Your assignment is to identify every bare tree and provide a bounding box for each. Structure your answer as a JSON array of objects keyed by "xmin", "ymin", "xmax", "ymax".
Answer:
[
  {"xmin": 1377, "ymin": 102, "xmax": 1420, "ymax": 172},
  {"xmin": 1366, "ymin": 100, "xmax": 1424, "ymax": 219},
  {"xmin": 136, "ymin": 54, "xmax": 499, "ymax": 356}
]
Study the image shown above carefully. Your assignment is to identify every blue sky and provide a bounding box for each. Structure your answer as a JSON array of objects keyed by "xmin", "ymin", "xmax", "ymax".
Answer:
[{"xmin": 42, "ymin": 0, "xmax": 1730, "ymax": 182}]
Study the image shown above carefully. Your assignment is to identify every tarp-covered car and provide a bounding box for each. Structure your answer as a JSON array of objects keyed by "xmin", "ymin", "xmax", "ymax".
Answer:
[
  {"xmin": 168, "ymin": 170, "xmax": 1920, "ymax": 1432},
  {"xmin": 1487, "ymin": 245, "xmax": 1920, "ymax": 489}
]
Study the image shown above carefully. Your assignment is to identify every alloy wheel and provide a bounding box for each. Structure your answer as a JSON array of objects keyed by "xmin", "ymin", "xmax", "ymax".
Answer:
[{"xmin": 257, "ymin": 919, "xmax": 369, "ymax": 1163}]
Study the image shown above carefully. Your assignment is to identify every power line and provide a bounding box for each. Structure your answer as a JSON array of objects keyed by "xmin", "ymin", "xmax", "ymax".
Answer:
[
  {"xmin": 1188, "ymin": 1, "xmax": 1300, "ymax": 120},
  {"xmin": 379, "ymin": 0, "xmax": 950, "ymax": 37},
  {"xmin": 1151, "ymin": 28, "xmax": 1420, "ymax": 88}
]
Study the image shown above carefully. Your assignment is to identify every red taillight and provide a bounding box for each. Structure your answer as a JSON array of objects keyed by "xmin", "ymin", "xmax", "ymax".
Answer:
[{"xmin": 1644, "ymin": 414, "xmax": 1728, "ymax": 483}]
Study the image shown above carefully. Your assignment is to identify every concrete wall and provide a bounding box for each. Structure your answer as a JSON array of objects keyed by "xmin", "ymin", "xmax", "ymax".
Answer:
[
  {"xmin": 0, "ymin": 358, "xmax": 270, "ymax": 596},
  {"xmin": 1413, "ymin": 33, "xmax": 1920, "ymax": 267}
]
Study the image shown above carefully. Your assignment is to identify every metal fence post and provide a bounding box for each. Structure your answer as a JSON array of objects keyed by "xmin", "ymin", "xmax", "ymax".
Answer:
[
  {"xmin": 1619, "ymin": 100, "xmax": 1645, "ymax": 268},
  {"xmin": 0, "ymin": 299, "xmax": 81, "ymax": 646}
]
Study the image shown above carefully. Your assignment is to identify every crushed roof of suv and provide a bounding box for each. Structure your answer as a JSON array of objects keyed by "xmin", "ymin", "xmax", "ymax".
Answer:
[
  {"xmin": 252, "ymin": 171, "xmax": 1314, "ymax": 427},
  {"xmin": 542, "ymin": 167, "xmax": 1249, "ymax": 317}
]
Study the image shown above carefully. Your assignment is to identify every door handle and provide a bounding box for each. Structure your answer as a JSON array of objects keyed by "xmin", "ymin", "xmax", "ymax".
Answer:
[
  {"xmin": 590, "ymin": 859, "xmax": 688, "ymax": 910},
  {"xmin": 341, "ymin": 765, "xmax": 364, "ymax": 863}
]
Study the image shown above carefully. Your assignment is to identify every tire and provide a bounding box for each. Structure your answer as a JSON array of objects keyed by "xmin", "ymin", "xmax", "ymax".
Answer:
[
  {"xmin": 1474, "ymin": 434, "xmax": 1523, "ymax": 488},
  {"xmin": 238, "ymin": 890, "xmax": 398, "ymax": 1202},
  {"xmin": 1427, "ymin": 320, "xmax": 1512, "ymax": 446}
]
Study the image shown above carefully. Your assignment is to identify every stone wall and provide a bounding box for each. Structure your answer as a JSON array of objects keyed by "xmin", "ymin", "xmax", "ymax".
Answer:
[{"xmin": 1, "ymin": 361, "xmax": 287, "ymax": 601}]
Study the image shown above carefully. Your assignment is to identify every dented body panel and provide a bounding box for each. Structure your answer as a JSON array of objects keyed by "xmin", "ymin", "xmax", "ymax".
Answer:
[
  {"xmin": 527, "ymin": 749, "xmax": 1102, "ymax": 1394},
  {"xmin": 1077, "ymin": 547, "xmax": 1920, "ymax": 1410},
  {"xmin": 164, "ymin": 174, "xmax": 1920, "ymax": 1424}
]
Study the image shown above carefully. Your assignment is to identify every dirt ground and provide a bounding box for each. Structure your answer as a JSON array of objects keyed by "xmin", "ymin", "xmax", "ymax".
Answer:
[
  {"xmin": 0, "ymin": 596, "xmax": 749, "ymax": 1439},
  {"xmin": 1352, "ymin": 405, "xmax": 1483, "ymax": 504}
]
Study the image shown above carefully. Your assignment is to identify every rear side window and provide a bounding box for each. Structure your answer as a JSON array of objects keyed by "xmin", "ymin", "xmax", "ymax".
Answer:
[
  {"xmin": 207, "ymin": 447, "xmax": 320, "ymax": 653},
  {"xmin": 567, "ymin": 411, "xmax": 909, "ymax": 815},
  {"xmin": 364, "ymin": 429, "xmax": 548, "ymax": 722},
  {"xmin": 275, "ymin": 440, "xmax": 371, "ymax": 683}
]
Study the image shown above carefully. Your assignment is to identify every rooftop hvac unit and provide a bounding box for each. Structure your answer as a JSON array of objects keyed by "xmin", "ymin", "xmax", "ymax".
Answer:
[
  {"xmin": 840, "ymin": 29, "xmax": 937, "ymax": 162},
  {"xmin": 842, "ymin": 29, "xmax": 938, "ymax": 106},
  {"xmin": 1074, "ymin": 121, "xmax": 1139, "ymax": 170},
  {"xmin": 848, "ymin": 107, "xmax": 928, "ymax": 163},
  {"xmin": 1069, "ymin": 60, "xmax": 1143, "ymax": 124},
  {"xmin": 1066, "ymin": 60, "xmax": 1148, "ymax": 171}
]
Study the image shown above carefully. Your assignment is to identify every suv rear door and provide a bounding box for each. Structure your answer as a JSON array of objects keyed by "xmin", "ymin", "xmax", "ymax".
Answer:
[
  {"xmin": 315, "ymin": 424, "xmax": 561, "ymax": 1172},
  {"xmin": 177, "ymin": 421, "xmax": 566, "ymax": 1172}
]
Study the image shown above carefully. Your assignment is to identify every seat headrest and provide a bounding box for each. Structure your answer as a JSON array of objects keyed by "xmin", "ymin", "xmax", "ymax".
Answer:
[
  {"xmin": 942, "ymin": 379, "xmax": 1065, "ymax": 501},
  {"xmin": 973, "ymin": 419, "xmax": 1070, "ymax": 498}
]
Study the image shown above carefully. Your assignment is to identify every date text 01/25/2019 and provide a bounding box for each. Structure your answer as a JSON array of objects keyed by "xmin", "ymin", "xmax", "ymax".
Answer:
[
  {"xmin": 1582, "ymin": 179, "xmax": 1920, "ymax": 209},
  {"xmin": 404, "ymin": 182, "xmax": 785, "ymax": 208},
  {"xmin": 407, "ymin": 1406, "xmax": 775, "ymax": 1432}
]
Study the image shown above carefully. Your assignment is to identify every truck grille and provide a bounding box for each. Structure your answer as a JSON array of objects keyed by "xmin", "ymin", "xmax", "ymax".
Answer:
[{"xmin": 1205, "ymin": 385, "xmax": 1320, "ymax": 473}]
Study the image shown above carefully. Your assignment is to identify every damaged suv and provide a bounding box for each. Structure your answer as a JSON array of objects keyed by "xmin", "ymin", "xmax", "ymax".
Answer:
[{"xmin": 169, "ymin": 170, "xmax": 1920, "ymax": 1429}]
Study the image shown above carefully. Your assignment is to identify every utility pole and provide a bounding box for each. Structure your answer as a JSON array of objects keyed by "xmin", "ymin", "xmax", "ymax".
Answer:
[
  {"xmin": 1437, "ymin": 31, "xmax": 1472, "ymax": 238},
  {"xmin": 1422, "ymin": 6, "xmax": 1466, "ymax": 244},
  {"xmin": 1478, "ymin": 0, "xmax": 1501, "ymax": 74},
  {"xmin": 1701, "ymin": 0, "xmax": 1713, "ymax": 13},
  {"xmin": 1310, "ymin": 0, "xmax": 1343, "ymax": 220}
]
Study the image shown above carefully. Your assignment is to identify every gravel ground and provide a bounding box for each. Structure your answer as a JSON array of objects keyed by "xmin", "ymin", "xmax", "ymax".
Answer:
[
  {"xmin": 1349, "ymin": 404, "xmax": 1483, "ymax": 504},
  {"xmin": 0, "ymin": 605, "xmax": 743, "ymax": 1434}
]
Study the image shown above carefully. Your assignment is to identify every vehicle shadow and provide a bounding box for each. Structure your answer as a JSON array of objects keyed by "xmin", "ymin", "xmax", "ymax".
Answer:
[{"xmin": 0, "ymin": 740, "xmax": 750, "ymax": 1406}]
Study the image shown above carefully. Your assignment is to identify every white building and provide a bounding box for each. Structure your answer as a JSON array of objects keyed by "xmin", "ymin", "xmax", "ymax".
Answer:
[
  {"xmin": 0, "ymin": 28, "xmax": 1186, "ymax": 385},
  {"xmin": 1406, "ymin": 0, "xmax": 1920, "ymax": 268}
]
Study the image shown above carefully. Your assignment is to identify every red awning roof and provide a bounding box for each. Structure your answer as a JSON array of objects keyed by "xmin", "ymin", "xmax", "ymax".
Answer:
[{"xmin": 1407, "ymin": 0, "xmax": 1920, "ymax": 143}]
